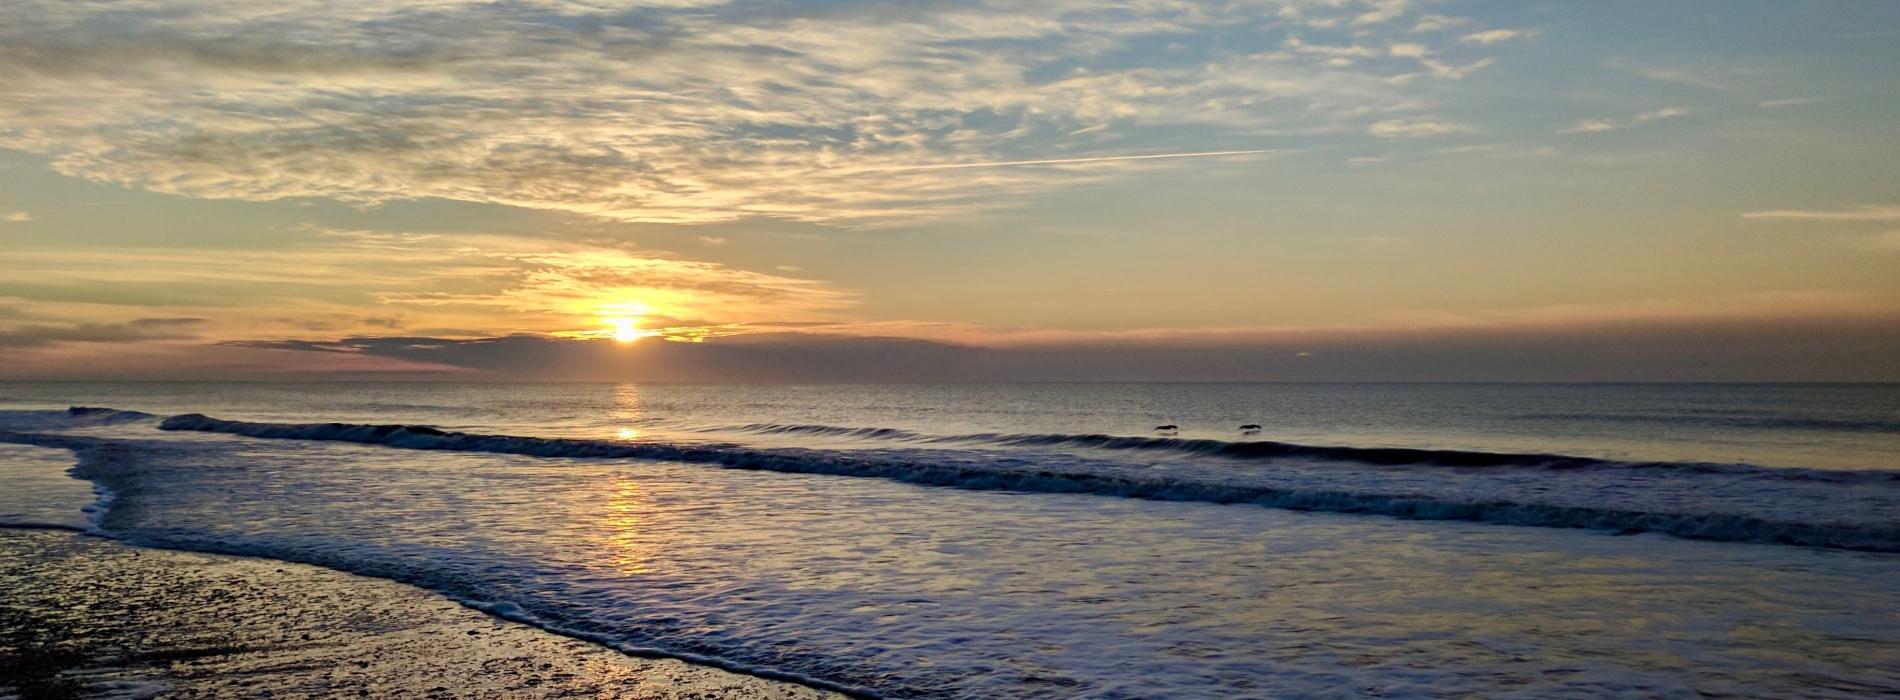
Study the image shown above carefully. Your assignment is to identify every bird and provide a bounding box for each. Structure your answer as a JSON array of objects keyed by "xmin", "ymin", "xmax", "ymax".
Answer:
[
  {"xmin": 1238, "ymin": 423, "xmax": 1262, "ymax": 435},
  {"xmin": 1154, "ymin": 424, "xmax": 1179, "ymax": 434}
]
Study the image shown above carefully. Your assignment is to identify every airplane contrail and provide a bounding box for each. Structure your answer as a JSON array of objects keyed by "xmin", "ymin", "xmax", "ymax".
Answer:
[{"xmin": 858, "ymin": 149, "xmax": 1278, "ymax": 172}]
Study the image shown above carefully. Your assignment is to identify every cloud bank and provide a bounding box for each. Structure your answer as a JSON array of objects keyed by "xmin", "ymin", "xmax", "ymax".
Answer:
[{"xmin": 179, "ymin": 308, "xmax": 1900, "ymax": 383}]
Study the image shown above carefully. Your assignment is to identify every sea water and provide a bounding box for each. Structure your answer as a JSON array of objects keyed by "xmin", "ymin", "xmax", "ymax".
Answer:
[{"xmin": 2, "ymin": 382, "xmax": 1897, "ymax": 697}]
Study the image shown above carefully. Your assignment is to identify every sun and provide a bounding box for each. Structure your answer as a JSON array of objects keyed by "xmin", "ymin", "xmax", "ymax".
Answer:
[
  {"xmin": 583, "ymin": 300, "xmax": 662, "ymax": 343},
  {"xmin": 608, "ymin": 317, "xmax": 644, "ymax": 343}
]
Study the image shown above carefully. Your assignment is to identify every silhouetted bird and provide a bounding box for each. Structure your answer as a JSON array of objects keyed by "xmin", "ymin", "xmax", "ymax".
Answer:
[
  {"xmin": 1239, "ymin": 423, "xmax": 1262, "ymax": 434},
  {"xmin": 1154, "ymin": 424, "xmax": 1179, "ymax": 434}
]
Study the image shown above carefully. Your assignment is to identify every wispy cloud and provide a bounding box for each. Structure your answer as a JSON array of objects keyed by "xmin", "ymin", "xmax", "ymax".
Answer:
[
  {"xmin": 1742, "ymin": 206, "xmax": 1900, "ymax": 251},
  {"xmin": 2, "ymin": 211, "xmax": 29, "ymax": 222},
  {"xmin": 1369, "ymin": 118, "xmax": 1472, "ymax": 139},
  {"xmin": 1742, "ymin": 205, "xmax": 1900, "ymax": 222},
  {"xmin": 1460, "ymin": 29, "xmax": 1531, "ymax": 45},
  {"xmin": 853, "ymin": 150, "xmax": 1279, "ymax": 173},
  {"xmin": 1558, "ymin": 107, "xmax": 1688, "ymax": 134},
  {"xmin": 0, "ymin": 317, "xmax": 205, "ymax": 348},
  {"xmin": 1410, "ymin": 15, "xmax": 1467, "ymax": 33},
  {"xmin": 1758, "ymin": 97, "xmax": 1822, "ymax": 109},
  {"xmin": 1386, "ymin": 42, "xmax": 1494, "ymax": 78},
  {"xmin": 1605, "ymin": 58, "xmax": 1736, "ymax": 92},
  {"xmin": 0, "ymin": 0, "xmax": 1511, "ymax": 226},
  {"xmin": 1351, "ymin": 0, "xmax": 1413, "ymax": 26}
]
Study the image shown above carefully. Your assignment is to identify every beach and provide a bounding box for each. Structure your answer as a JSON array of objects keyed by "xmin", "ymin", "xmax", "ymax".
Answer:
[{"xmin": 0, "ymin": 529, "xmax": 842, "ymax": 699}]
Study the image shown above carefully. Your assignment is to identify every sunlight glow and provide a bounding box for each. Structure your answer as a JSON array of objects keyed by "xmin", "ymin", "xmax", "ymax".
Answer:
[
  {"xmin": 609, "ymin": 318, "xmax": 644, "ymax": 343},
  {"xmin": 602, "ymin": 301, "xmax": 660, "ymax": 343}
]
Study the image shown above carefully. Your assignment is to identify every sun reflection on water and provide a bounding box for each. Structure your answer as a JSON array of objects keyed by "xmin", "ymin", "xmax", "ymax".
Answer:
[{"xmin": 602, "ymin": 475, "xmax": 653, "ymax": 576}]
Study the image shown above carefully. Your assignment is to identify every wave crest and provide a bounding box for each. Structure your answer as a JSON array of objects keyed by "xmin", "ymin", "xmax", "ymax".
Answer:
[
  {"xmin": 712, "ymin": 422, "xmax": 1887, "ymax": 482},
  {"xmin": 66, "ymin": 406, "xmax": 159, "ymax": 423}
]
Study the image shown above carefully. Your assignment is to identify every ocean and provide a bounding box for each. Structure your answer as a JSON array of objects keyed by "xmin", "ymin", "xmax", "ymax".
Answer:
[{"xmin": 2, "ymin": 382, "xmax": 1897, "ymax": 698}]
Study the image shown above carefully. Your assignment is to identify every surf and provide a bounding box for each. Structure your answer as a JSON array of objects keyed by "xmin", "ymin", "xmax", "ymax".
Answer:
[{"xmin": 152, "ymin": 412, "xmax": 1900, "ymax": 552}]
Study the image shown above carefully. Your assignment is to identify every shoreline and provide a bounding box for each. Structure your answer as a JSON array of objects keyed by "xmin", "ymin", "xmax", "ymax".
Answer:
[{"xmin": 0, "ymin": 528, "xmax": 846, "ymax": 699}]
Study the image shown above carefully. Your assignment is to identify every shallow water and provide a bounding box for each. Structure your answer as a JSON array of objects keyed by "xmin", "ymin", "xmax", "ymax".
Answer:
[
  {"xmin": 0, "ymin": 530, "xmax": 841, "ymax": 699},
  {"xmin": 0, "ymin": 443, "xmax": 95, "ymax": 529},
  {"xmin": 2, "ymin": 382, "xmax": 1898, "ymax": 698}
]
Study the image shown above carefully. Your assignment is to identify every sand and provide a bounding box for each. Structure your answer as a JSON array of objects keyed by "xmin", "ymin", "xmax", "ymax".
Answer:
[{"xmin": 0, "ymin": 529, "xmax": 847, "ymax": 699}]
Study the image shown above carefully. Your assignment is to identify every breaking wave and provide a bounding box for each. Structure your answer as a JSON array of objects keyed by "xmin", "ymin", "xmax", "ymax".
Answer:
[
  {"xmin": 0, "ymin": 407, "xmax": 159, "ymax": 432},
  {"xmin": 64, "ymin": 406, "xmax": 159, "ymax": 423},
  {"xmin": 710, "ymin": 422, "xmax": 1890, "ymax": 481},
  {"xmin": 157, "ymin": 413, "xmax": 1900, "ymax": 552}
]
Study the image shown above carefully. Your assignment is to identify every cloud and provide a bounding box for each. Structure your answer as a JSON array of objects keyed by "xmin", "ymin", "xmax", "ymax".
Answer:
[
  {"xmin": 1558, "ymin": 107, "xmax": 1687, "ymax": 134},
  {"xmin": 377, "ymin": 248, "xmax": 856, "ymax": 337},
  {"xmin": 10, "ymin": 281, "xmax": 1899, "ymax": 381},
  {"xmin": 1459, "ymin": 29, "xmax": 1530, "ymax": 45},
  {"xmin": 1381, "ymin": 41, "xmax": 1492, "ymax": 78},
  {"xmin": 0, "ymin": 229, "xmax": 856, "ymax": 342},
  {"xmin": 0, "ymin": 0, "xmax": 1510, "ymax": 226},
  {"xmin": 1388, "ymin": 43, "xmax": 1432, "ymax": 58},
  {"xmin": 0, "ymin": 317, "xmax": 206, "ymax": 348},
  {"xmin": 1758, "ymin": 97, "xmax": 1821, "ymax": 109},
  {"xmin": 1559, "ymin": 120, "xmax": 1617, "ymax": 134},
  {"xmin": 1743, "ymin": 206, "xmax": 1900, "ymax": 251},
  {"xmin": 1742, "ymin": 205, "xmax": 1900, "ymax": 222},
  {"xmin": 854, "ymin": 150, "xmax": 1280, "ymax": 173},
  {"xmin": 1351, "ymin": 0, "xmax": 1412, "ymax": 26},
  {"xmin": 1368, "ymin": 118, "xmax": 1472, "ymax": 139},
  {"xmin": 1410, "ymin": 15, "xmax": 1467, "ymax": 33},
  {"xmin": 1636, "ymin": 107, "xmax": 1690, "ymax": 122},
  {"xmin": 2, "ymin": 211, "xmax": 28, "ymax": 222},
  {"xmin": 195, "ymin": 305, "xmax": 1900, "ymax": 382}
]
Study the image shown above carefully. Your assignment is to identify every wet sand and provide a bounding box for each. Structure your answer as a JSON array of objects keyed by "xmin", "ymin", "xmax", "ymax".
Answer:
[{"xmin": 0, "ymin": 529, "xmax": 846, "ymax": 699}]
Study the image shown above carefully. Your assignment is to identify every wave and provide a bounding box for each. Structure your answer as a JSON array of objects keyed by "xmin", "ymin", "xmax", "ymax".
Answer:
[
  {"xmin": 156, "ymin": 413, "xmax": 1900, "ymax": 552},
  {"xmin": 65, "ymin": 406, "xmax": 159, "ymax": 423},
  {"xmin": 1514, "ymin": 412, "xmax": 1900, "ymax": 434},
  {"xmin": 0, "ymin": 406, "xmax": 159, "ymax": 433},
  {"xmin": 709, "ymin": 422, "xmax": 1890, "ymax": 482},
  {"xmin": 731, "ymin": 421, "xmax": 1616, "ymax": 467}
]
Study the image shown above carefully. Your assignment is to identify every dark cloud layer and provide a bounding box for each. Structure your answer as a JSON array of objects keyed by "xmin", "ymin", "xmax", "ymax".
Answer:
[
  {"xmin": 0, "ymin": 317, "xmax": 206, "ymax": 348},
  {"xmin": 221, "ymin": 312, "xmax": 1900, "ymax": 382}
]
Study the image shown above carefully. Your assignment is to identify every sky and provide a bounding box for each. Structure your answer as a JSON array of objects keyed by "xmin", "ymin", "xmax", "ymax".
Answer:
[{"xmin": 1, "ymin": 0, "xmax": 1898, "ymax": 381}]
